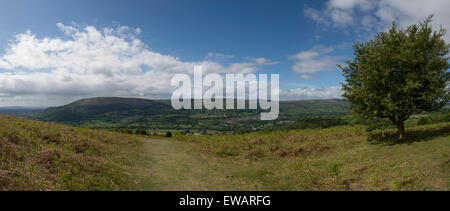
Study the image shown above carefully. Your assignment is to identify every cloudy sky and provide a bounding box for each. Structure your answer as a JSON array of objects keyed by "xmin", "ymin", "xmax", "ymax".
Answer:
[{"xmin": 0, "ymin": 0, "xmax": 448, "ymax": 106}]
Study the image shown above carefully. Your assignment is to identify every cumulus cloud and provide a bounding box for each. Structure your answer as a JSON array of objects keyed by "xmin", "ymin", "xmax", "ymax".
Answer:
[
  {"xmin": 0, "ymin": 23, "xmax": 277, "ymax": 106},
  {"xmin": 304, "ymin": 0, "xmax": 450, "ymax": 41},
  {"xmin": 280, "ymin": 86, "xmax": 343, "ymax": 100},
  {"xmin": 289, "ymin": 45, "xmax": 340, "ymax": 79}
]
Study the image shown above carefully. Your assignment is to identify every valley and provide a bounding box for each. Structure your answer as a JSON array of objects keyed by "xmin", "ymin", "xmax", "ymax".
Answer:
[{"xmin": 10, "ymin": 97, "xmax": 349, "ymax": 133}]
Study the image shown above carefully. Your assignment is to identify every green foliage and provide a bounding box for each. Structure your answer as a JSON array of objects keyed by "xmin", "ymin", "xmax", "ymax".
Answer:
[
  {"xmin": 165, "ymin": 131, "xmax": 172, "ymax": 137},
  {"xmin": 390, "ymin": 179, "xmax": 401, "ymax": 191},
  {"xmin": 328, "ymin": 161, "xmax": 342, "ymax": 177},
  {"xmin": 415, "ymin": 109, "xmax": 450, "ymax": 126},
  {"xmin": 121, "ymin": 128, "xmax": 133, "ymax": 134},
  {"xmin": 278, "ymin": 116, "xmax": 349, "ymax": 130},
  {"xmin": 417, "ymin": 116, "xmax": 432, "ymax": 125},
  {"xmin": 340, "ymin": 16, "xmax": 449, "ymax": 139},
  {"xmin": 135, "ymin": 129, "xmax": 147, "ymax": 135},
  {"xmin": 366, "ymin": 119, "xmax": 394, "ymax": 132}
]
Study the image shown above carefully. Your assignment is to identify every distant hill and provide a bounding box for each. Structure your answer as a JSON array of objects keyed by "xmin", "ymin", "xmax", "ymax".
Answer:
[
  {"xmin": 0, "ymin": 107, "xmax": 45, "ymax": 119},
  {"xmin": 37, "ymin": 97, "xmax": 349, "ymax": 132},
  {"xmin": 40, "ymin": 97, "xmax": 172, "ymax": 122},
  {"xmin": 62, "ymin": 97, "xmax": 170, "ymax": 107}
]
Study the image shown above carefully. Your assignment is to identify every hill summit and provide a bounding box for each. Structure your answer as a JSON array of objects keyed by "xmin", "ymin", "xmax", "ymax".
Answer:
[{"xmin": 62, "ymin": 97, "xmax": 170, "ymax": 108}]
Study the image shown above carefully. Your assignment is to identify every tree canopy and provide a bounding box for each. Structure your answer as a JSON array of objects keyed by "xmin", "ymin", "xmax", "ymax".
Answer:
[{"xmin": 340, "ymin": 16, "xmax": 449, "ymax": 140}]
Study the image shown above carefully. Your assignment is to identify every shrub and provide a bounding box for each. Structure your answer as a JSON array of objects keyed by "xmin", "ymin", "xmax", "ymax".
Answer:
[
  {"xmin": 280, "ymin": 116, "xmax": 349, "ymax": 130},
  {"xmin": 165, "ymin": 131, "xmax": 172, "ymax": 137},
  {"xmin": 443, "ymin": 113, "xmax": 450, "ymax": 122},
  {"xmin": 366, "ymin": 120, "xmax": 392, "ymax": 132},
  {"xmin": 121, "ymin": 128, "xmax": 133, "ymax": 134},
  {"xmin": 366, "ymin": 124, "xmax": 379, "ymax": 132},
  {"xmin": 328, "ymin": 161, "xmax": 341, "ymax": 177},
  {"xmin": 135, "ymin": 129, "xmax": 147, "ymax": 135},
  {"xmin": 417, "ymin": 117, "xmax": 431, "ymax": 126}
]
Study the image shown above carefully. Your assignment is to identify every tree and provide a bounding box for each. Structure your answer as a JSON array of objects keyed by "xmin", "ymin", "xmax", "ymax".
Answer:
[
  {"xmin": 339, "ymin": 16, "xmax": 449, "ymax": 140},
  {"xmin": 165, "ymin": 131, "xmax": 172, "ymax": 137},
  {"xmin": 135, "ymin": 129, "xmax": 147, "ymax": 135}
]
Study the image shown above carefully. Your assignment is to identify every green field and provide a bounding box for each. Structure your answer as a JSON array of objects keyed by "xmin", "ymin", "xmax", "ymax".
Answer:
[{"xmin": 34, "ymin": 97, "xmax": 349, "ymax": 133}]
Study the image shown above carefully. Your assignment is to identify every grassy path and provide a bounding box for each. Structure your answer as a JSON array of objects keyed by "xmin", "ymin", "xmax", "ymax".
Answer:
[
  {"xmin": 128, "ymin": 138, "xmax": 254, "ymax": 190},
  {"xmin": 125, "ymin": 125, "xmax": 450, "ymax": 190}
]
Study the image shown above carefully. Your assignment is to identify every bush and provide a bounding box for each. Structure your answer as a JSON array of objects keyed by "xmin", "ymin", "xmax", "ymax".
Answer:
[
  {"xmin": 165, "ymin": 131, "xmax": 172, "ymax": 137},
  {"xmin": 417, "ymin": 116, "xmax": 431, "ymax": 126},
  {"xmin": 121, "ymin": 128, "xmax": 133, "ymax": 134},
  {"xmin": 366, "ymin": 124, "xmax": 379, "ymax": 132},
  {"xmin": 366, "ymin": 120, "xmax": 392, "ymax": 132},
  {"xmin": 135, "ymin": 129, "xmax": 147, "ymax": 135},
  {"xmin": 279, "ymin": 116, "xmax": 349, "ymax": 130},
  {"xmin": 443, "ymin": 113, "xmax": 450, "ymax": 122}
]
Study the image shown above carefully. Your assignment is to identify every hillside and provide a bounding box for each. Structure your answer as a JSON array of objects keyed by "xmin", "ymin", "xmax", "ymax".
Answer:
[
  {"xmin": 0, "ymin": 114, "xmax": 139, "ymax": 190},
  {"xmin": 169, "ymin": 123, "xmax": 450, "ymax": 190},
  {"xmin": 40, "ymin": 97, "xmax": 172, "ymax": 122},
  {"xmin": 37, "ymin": 97, "xmax": 348, "ymax": 132},
  {"xmin": 1, "ymin": 113, "xmax": 448, "ymax": 190}
]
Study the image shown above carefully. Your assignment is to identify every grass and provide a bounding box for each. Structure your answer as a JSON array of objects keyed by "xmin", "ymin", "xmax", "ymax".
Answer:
[
  {"xmin": 1, "ymin": 112, "xmax": 448, "ymax": 190},
  {"xmin": 0, "ymin": 114, "xmax": 140, "ymax": 190},
  {"xmin": 173, "ymin": 122, "xmax": 450, "ymax": 190},
  {"xmin": 127, "ymin": 138, "xmax": 252, "ymax": 190}
]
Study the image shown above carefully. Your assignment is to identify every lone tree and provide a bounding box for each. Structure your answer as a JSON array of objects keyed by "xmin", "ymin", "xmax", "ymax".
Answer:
[{"xmin": 340, "ymin": 16, "xmax": 449, "ymax": 140}]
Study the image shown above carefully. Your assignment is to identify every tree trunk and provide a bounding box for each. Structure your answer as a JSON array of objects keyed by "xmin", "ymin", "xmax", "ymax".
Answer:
[{"xmin": 396, "ymin": 121, "xmax": 406, "ymax": 140}]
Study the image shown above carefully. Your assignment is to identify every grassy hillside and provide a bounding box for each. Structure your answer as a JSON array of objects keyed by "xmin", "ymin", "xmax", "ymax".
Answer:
[
  {"xmin": 37, "ymin": 97, "xmax": 348, "ymax": 132},
  {"xmin": 0, "ymin": 114, "xmax": 139, "ymax": 190},
  {"xmin": 173, "ymin": 123, "xmax": 450, "ymax": 190},
  {"xmin": 1, "ymin": 113, "xmax": 448, "ymax": 190}
]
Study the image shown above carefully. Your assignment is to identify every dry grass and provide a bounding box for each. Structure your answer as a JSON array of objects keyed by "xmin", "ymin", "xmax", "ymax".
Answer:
[
  {"xmin": 175, "ymin": 123, "xmax": 450, "ymax": 190},
  {"xmin": 0, "ymin": 114, "xmax": 139, "ymax": 190},
  {"xmin": 177, "ymin": 125, "xmax": 366, "ymax": 159},
  {"xmin": 3, "ymin": 112, "xmax": 447, "ymax": 191}
]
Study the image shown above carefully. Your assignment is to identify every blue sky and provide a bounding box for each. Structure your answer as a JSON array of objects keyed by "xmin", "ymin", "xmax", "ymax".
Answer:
[{"xmin": 0, "ymin": 0, "xmax": 448, "ymax": 106}]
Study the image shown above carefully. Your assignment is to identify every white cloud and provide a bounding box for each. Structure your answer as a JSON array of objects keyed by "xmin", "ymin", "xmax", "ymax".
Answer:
[
  {"xmin": 244, "ymin": 57, "xmax": 280, "ymax": 65},
  {"xmin": 304, "ymin": 0, "xmax": 450, "ymax": 41},
  {"xmin": 205, "ymin": 52, "xmax": 234, "ymax": 60},
  {"xmin": 280, "ymin": 86, "xmax": 343, "ymax": 100},
  {"xmin": 0, "ymin": 23, "xmax": 277, "ymax": 106},
  {"xmin": 289, "ymin": 45, "xmax": 340, "ymax": 78},
  {"xmin": 298, "ymin": 74, "xmax": 313, "ymax": 80},
  {"xmin": 304, "ymin": 7, "xmax": 329, "ymax": 26}
]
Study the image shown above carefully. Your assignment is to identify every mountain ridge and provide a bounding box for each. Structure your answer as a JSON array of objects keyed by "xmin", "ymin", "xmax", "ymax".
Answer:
[{"xmin": 37, "ymin": 97, "xmax": 349, "ymax": 132}]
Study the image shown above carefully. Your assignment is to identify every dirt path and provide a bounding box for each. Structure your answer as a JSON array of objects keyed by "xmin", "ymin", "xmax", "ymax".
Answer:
[{"xmin": 129, "ymin": 138, "xmax": 252, "ymax": 190}]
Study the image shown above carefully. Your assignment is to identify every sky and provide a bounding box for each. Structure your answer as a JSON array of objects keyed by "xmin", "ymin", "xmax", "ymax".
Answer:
[{"xmin": 0, "ymin": 0, "xmax": 448, "ymax": 107}]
